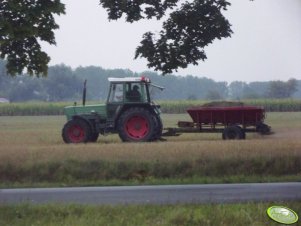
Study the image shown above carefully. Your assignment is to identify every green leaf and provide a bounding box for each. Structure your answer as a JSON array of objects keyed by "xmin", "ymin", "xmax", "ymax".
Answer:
[{"xmin": 0, "ymin": 0, "xmax": 65, "ymax": 76}]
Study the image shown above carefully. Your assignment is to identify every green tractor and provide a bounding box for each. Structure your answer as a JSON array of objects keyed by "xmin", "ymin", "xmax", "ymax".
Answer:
[{"xmin": 62, "ymin": 77, "xmax": 164, "ymax": 143}]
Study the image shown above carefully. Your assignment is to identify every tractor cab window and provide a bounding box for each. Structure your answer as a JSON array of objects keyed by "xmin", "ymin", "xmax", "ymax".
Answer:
[
  {"xmin": 125, "ymin": 82, "xmax": 148, "ymax": 102},
  {"xmin": 108, "ymin": 83, "xmax": 124, "ymax": 103}
]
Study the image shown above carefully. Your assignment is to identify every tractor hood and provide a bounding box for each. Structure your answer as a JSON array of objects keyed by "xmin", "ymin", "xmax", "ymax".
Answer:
[{"xmin": 64, "ymin": 104, "xmax": 107, "ymax": 121}]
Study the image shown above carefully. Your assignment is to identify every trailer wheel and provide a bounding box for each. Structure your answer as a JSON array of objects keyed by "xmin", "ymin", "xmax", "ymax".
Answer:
[
  {"xmin": 222, "ymin": 126, "xmax": 244, "ymax": 140},
  {"xmin": 256, "ymin": 123, "xmax": 271, "ymax": 135},
  {"xmin": 236, "ymin": 125, "xmax": 246, "ymax": 139},
  {"xmin": 62, "ymin": 119, "xmax": 91, "ymax": 143},
  {"xmin": 117, "ymin": 107, "xmax": 156, "ymax": 142}
]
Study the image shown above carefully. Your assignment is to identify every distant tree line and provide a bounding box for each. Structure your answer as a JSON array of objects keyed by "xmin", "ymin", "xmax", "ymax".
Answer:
[{"xmin": 0, "ymin": 60, "xmax": 299, "ymax": 102}]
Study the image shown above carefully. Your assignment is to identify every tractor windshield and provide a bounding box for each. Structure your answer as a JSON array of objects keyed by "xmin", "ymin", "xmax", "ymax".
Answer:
[{"xmin": 125, "ymin": 82, "xmax": 148, "ymax": 103}]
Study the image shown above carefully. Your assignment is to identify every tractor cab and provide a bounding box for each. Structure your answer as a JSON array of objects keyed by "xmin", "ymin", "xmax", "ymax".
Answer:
[{"xmin": 107, "ymin": 77, "xmax": 151, "ymax": 104}]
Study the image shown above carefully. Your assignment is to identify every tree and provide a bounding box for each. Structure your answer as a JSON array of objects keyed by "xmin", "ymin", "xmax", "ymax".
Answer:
[
  {"xmin": 206, "ymin": 90, "xmax": 222, "ymax": 100},
  {"xmin": 8, "ymin": 76, "xmax": 45, "ymax": 102},
  {"xmin": 0, "ymin": 0, "xmax": 65, "ymax": 76},
  {"xmin": 228, "ymin": 81, "xmax": 246, "ymax": 99},
  {"xmin": 100, "ymin": 0, "xmax": 232, "ymax": 74},
  {"xmin": 0, "ymin": 60, "xmax": 10, "ymax": 96},
  {"xmin": 267, "ymin": 78, "xmax": 298, "ymax": 99},
  {"xmin": 1, "ymin": 0, "xmax": 232, "ymax": 76},
  {"xmin": 45, "ymin": 64, "xmax": 82, "ymax": 101}
]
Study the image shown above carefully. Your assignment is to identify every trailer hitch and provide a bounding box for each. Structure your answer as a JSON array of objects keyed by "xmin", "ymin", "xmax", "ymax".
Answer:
[{"xmin": 162, "ymin": 128, "xmax": 181, "ymax": 137}]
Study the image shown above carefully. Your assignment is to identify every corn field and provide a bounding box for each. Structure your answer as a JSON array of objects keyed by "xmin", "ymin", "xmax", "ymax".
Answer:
[
  {"xmin": 0, "ymin": 99, "xmax": 300, "ymax": 116},
  {"xmin": 159, "ymin": 99, "xmax": 301, "ymax": 113}
]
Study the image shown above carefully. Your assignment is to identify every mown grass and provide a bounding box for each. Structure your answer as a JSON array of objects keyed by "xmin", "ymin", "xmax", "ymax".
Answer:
[
  {"xmin": 0, "ymin": 99, "xmax": 301, "ymax": 116},
  {"xmin": 0, "ymin": 202, "xmax": 300, "ymax": 226},
  {"xmin": 0, "ymin": 113, "xmax": 300, "ymax": 187}
]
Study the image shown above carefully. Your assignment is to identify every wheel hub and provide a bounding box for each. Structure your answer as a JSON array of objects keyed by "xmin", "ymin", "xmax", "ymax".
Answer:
[
  {"xmin": 125, "ymin": 116, "xmax": 149, "ymax": 139},
  {"xmin": 134, "ymin": 123, "xmax": 142, "ymax": 130},
  {"xmin": 72, "ymin": 128, "xmax": 81, "ymax": 136},
  {"xmin": 68, "ymin": 125, "xmax": 85, "ymax": 142}
]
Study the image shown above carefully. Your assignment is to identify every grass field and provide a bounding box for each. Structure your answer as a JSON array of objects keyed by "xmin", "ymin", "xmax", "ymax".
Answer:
[
  {"xmin": 0, "ymin": 113, "xmax": 300, "ymax": 187},
  {"xmin": 1, "ymin": 202, "xmax": 300, "ymax": 226},
  {"xmin": 0, "ymin": 113, "xmax": 300, "ymax": 226}
]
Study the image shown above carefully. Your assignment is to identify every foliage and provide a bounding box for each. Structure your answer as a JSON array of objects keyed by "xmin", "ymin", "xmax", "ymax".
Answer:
[
  {"xmin": 205, "ymin": 90, "xmax": 223, "ymax": 100},
  {"xmin": 45, "ymin": 65, "xmax": 82, "ymax": 101},
  {"xmin": 0, "ymin": 0, "xmax": 236, "ymax": 76},
  {"xmin": 99, "ymin": 0, "xmax": 179, "ymax": 22},
  {"xmin": 160, "ymin": 99, "xmax": 301, "ymax": 113},
  {"xmin": 1, "ymin": 99, "xmax": 301, "ymax": 116},
  {"xmin": 0, "ymin": 60, "xmax": 300, "ymax": 102},
  {"xmin": 228, "ymin": 79, "xmax": 300, "ymax": 99},
  {"xmin": 0, "ymin": 63, "xmax": 82, "ymax": 102},
  {"xmin": 100, "ymin": 0, "xmax": 232, "ymax": 74},
  {"xmin": 1, "ymin": 156, "xmax": 300, "ymax": 186},
  {"xmin": 267, "ymin": 78, "xmax": 298, "ymax": 99},
  {"xmin": 1, "ymin": 202, "xmax": 301, "ymax": 226},
  {"xmin": 0, "ymin": 0, "xmax": 65, "ymax": 76},
  {"xmin": 135, "ymin": 1, "xmax": 232, "ymax": 74},
  {"xmin": 0, "ymin": 102, "xmax": 67, "ymax": 116}
]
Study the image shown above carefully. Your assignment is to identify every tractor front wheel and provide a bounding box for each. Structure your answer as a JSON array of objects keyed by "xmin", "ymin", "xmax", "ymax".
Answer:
[
  {"xmin": 117, "ymin": 107, "xmax": 156, "ymax": 142},
  {"xmin": 62, "ymin": 119, "xmax": 91, "ymax": 143}
]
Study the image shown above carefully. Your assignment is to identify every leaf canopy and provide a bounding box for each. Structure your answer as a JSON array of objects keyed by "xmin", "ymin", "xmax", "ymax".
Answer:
[
  {"xmin": 1, "ymin": 0, "xmax": 233, "ymax": 76},
  {"xmin": 0, "ymin": 0, "xmax": 65, "ymax": 76},
  {"xmin": 100, "ymin": 0, "xmax": 232, "ymax": 74}
]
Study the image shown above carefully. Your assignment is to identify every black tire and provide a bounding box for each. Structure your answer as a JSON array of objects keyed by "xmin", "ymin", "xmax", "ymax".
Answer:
[
  {"xmin": 256, "ymin": 123, "xmax": 271, "ymax": 135},
  {"xmin": 89, "ymin": 133, "xmax": 99, "ymax": 142},
  {"xmin": 222, "ymin": 126, "xmax": 244, "ymax": 140},
  {"xmin": 151, "ymin": 114, "xmax": 163, "ymax": 141},
  {"xmin": 236, "ymin": 125, "xmax": 246, "ymax": 139},
  {"xmin": 62, "ymin": 119, "xmax": 91, "ymax": 143},
  {"xmin": 117, "ymin": 107, "xmax": 156, "ymax": 142}
]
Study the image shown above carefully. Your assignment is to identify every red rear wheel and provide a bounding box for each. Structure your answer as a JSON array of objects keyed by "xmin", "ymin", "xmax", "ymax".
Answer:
[
  {"xmin": 117, "ymin": 107, "xmax": 156, "ymax": 142},
  {"xmin": 125, "ymin": 115, "xmax": 149, "ymax": 139}
]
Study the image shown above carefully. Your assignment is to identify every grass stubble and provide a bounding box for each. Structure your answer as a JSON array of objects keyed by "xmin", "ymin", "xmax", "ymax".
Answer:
[
  {"xmin": 0, "ymin": 113, "xmax": 300, "ymax": 226},
  {"xmin": 0, "ymin": 113, "xmax": 300, "ymax": 187},
  {"xmin": 0, "ymin": 202, "xmax": 301, "ymax": 226}
]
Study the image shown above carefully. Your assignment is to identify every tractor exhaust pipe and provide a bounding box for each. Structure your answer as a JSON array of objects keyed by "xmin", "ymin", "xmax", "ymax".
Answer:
[{"xmin": 82, "ymin": 79, "xmax": 87, "ymax": 106}]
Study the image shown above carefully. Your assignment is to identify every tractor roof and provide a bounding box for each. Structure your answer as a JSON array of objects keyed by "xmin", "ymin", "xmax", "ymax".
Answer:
[{"xmin": 108, "ymin": 77, "xmax": 150, "ymax": 83}]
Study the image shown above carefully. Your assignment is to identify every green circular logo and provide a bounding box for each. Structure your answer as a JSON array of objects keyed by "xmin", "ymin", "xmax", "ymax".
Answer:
[{"xmin": 267, "ymin": 206, "xmax": 299, "ymax": 225}]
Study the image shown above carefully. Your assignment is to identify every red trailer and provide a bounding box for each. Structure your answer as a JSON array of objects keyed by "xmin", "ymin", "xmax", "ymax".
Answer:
[{"xmin": 163, "ymin": 105, "xmax": 271, "ymax": 140}]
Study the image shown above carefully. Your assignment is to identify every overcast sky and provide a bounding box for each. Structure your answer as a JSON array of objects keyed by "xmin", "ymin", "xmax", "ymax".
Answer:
[{"xmin": 42, "ymin": 0, "xmax": 301, "ymax": 83}]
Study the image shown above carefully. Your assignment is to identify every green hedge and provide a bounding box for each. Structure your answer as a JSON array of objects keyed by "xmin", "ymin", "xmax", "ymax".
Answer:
[
  {"xmin": 159, "ymin": 99, "xmax": 301, "ymax": 113},
  {"xmin": 0, "ymin": 99, "xmax": 300, "ymax": 116},
  {"xmin": 0, "ymin": 102, "xmax": 66, "ymax": 116}
]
